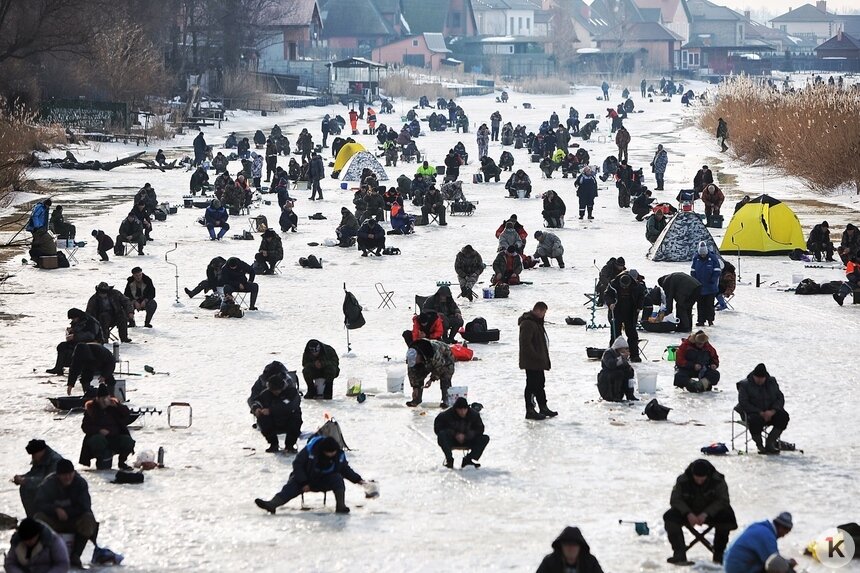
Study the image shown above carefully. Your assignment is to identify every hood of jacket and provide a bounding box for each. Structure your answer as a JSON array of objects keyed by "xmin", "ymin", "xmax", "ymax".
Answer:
[
  {"xmin": 551, "ymin": 526, "xmax": 590, "ymax": 554},
  {"xmin": 518, "ymin": 311, "xmax": 543, "ymax": 327},
  {"xmin": 433, "ymin": 285, "xmax": 453, "ymax": 299}
]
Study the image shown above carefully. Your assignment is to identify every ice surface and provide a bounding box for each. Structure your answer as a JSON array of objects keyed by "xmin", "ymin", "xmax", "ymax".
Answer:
[{"xmin": 1, "ymin": 83, "xmax": 858, "ymax": 572}]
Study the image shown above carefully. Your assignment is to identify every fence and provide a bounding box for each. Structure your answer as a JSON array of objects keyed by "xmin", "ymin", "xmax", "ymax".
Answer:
[{"xmin": 39, "ymin": 99, "xmax": 128, "ymax": 131}]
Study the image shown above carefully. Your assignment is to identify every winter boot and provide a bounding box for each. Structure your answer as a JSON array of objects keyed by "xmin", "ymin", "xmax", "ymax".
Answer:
[
  {"xmin": 185, "ymin": 284, "xmax": 203, "ymax": 298},
  {"xmin": 462, "ymin": 455, "xmax": 481, "ymax": 469},
  {"xmin": 557, "ymin": 256, "xmax": 565, "ymax": 268},
  {"xmin": 764, "ymin": 430, "xmax": 782, "ymax": 455},
  {"xmin": 752, "ymin": 434, "xmax": 766, "ymax": 454},
  {"xmin": 539, "ymin": 256, "xmax": 551, "ymax": 267},
  {"xmin": 70, "ymin": 534, "xmax": 89, "ymax": 568},
  {"xmin": 118, "ymin": 454, "xmax": 131, "ymax": 471},
  {"xmin": 265, "ymin": 437, "xmax": 280, "ymax": 453},
  {"xmin": 406, "ymin": 387, "xmax": 423, "ymax": 407},
  {"xmin": 525, "ymin": 407, "xmax": 547, "ymax": 420},
  {"xmin": 443, "ymin": 458, "xmax": 454, "ymax": 469},
  {"xmin": 712, "ymin": 529, "xmax": 729, "ymax": 564},
  {"xmin": 538, "ymin": 402, "xmax": 558, "ymax": 417},
  {"xmin": 334, "ymin": 489, "xmax": 350, "ymax": 514},
  {"xmin": 255, "ymin": 494, "xmax": 287, "ymax": 514}
]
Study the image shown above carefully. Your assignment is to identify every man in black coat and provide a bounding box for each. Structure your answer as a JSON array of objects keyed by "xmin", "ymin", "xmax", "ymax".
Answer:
[
  {"xmin": 807, "ymin": 220, "xmax": 835, "ymax": 262},
  {"xmin": 434, "ymin": 397, "xmax": 490, "ymax": 469},
  {"xmin": 420, "ymin": 186, "xmax": 446, "ymax": 226},
  {"xmin": 736, "ymin": 363, "xmax": 790, "ymax": 454},
  {"xmin": 356, "ymin": 217, "xmax": 385, "ymax": 256},
  {"xmin": 67, "ymin": 343, "xmax": 116, "ymax": 396},
  {"xmin": 80, "ymin": 385, "xmax": 135, "ymax": 469},
  {"xmin": 85, "ymin": 281, "xmax": 133, "ymax": 343},
  {"xmin": 219, "ymin": 257, "xmax": 259, "ymax": 310},
  {"xmin": 657, "ymin": 272, "xmax": 702, "ymax": 333},
  {"xmin": 255, "ymin": 436, "xmax": 367, "ymax": 514},
  {"xmin": 422, "ymin": 285, "xmax": 463, "ymax": 343},
  {"xmin": 33, "ymin": 458, "xmax": 98, "ymax": 568},
  {"xmin": 13, "ymin": 439, "xmax": 64, "ymax": 517},
  {"xmin": 664, "ymin": 459, "xmax": 737, "ymax": 565},
  {"xmin": 117, "ymin": 213, "xmax": 146, "ymax": 256},
  {"xmin": 308, "ymin": 152, "xmax": 325, "ymax": 200},
  {"xmin": 193, "ymin": 131, "xmax": 207, "ymax": 167},
  {"xmin": 124, "ymin": 266, "xmax": 157, "ymax": 328},
  {"xmin": 46, "ymin": 308, "xmax": 103, "ymax": 375},
  {"xmin": 302, "ymin": 339, "xmax": 340, "ymax": 399},
  {"xmin": 536, "ymin": 526, "xmax": 604, "ymax": 573},
  {"xmin": 604, "ymin": 269, "xmax": 646, "ymax": 362},
  {"xmin": 250, "ymin": 376, "xmax": 302, "ymax": 453},
  {"xmin": 185, "ymin": 256, "xmax": 226, "ymax": 298}
]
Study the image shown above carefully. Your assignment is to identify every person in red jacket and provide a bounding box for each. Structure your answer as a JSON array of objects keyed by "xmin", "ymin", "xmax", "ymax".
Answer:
[
  {"xmin": 401, "ymin": 311, "xmax": 444, "ymax": 346},
  {"xmin": 348, "ymin": 109, "xmax": 359, "ymax": 134},
  {"xmin": 673, "ymin": 330, "xmax": 720, "ymax": 392}
]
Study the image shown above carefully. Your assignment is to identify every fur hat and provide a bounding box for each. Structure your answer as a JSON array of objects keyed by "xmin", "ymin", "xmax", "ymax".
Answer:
[
  {"xmin": 693, "ymin": 331, "xmax": 708, "ymax": 345},
  {"xmin": 26, "ymin": 439, "xmax": 47, "ymax": 454},
  {"xmin": 56, "ymin": 459, "xmax": 74, "ymax": 474},
  {"xmin": 453, "ymin": 397, "xmax": 469, "ymax": 409}
]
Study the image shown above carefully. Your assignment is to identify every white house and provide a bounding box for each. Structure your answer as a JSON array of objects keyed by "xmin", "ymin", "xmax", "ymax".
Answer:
[
  {"xmin": 472, "ymin": 0, "xmax": 543, "ymax": 37},
  {"xmin": 770, "ymin": 1, "xmax": 846, "ymax": 49}
]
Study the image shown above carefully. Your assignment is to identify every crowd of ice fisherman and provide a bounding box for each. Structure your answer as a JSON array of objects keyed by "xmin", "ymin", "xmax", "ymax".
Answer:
[{"xmin": 8, "ymin": 79, "xmax": 859, "ymax": 572}]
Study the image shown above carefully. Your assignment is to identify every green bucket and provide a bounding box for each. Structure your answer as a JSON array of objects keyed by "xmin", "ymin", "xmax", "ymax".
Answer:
[{"xmin": 664, "ymin": 345, "xmax": 679, "ymax": 362}]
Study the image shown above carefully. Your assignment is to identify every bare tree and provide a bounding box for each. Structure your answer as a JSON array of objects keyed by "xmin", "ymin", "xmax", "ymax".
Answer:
[{"xmin": 0, "ymin": 0, "xmax": 99, "ymax": 64}]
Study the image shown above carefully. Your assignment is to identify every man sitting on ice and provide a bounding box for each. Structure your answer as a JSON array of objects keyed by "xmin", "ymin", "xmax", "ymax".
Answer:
[
  {"xmin": 597, "ymin": 337, "xmax": 637, "ymax": 402},
  {"xmin": 434, "ymin": 397, "xmax": 490, "ymax": 469},
  {"xmin": 673, "ymin": 330, "xmax": 720, "ymax": 392}
]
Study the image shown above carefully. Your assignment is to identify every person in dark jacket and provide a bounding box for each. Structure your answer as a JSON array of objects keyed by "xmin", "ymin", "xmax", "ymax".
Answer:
[
  {"xmin": 423, "ymin": 285, "xmax": 463, "ymax": 343},
  {"xmin": 658, "ymin": 272, "xmax": 702, "ymax": 333},
  {"xmin": 357, "ymin": 217, "xmax": 385, "ymax": 256},
  {"xmin": 255, "ymin": 229, "xmax": 283, "ymax": 274},
  {"xmin": 716, "ymin": 118, "xmax": 728, "ymax": 152},
  {"xmin": 406, "ymin": 338, "xmax": 455, "ymax": 408},
  {"xmin": 575, "ymin": 167, "xmax": 598, "ymax": 219},
  {"xmin": 254, "ymin": 436, "xmax": 367, "ymax": 514},
  {"xmin": 646, "ymin": 209, "xmax": 667, "ymax": 243},
  {"xmin": 807, "ymin": 221, "xmax": 835, "ymax": 262},
  {"xmin": 80, "ymin": 385, "xmax": 135, "ymax": 469},
  {"xmin": 505, "ymin": 169, "xmax": 532, "ymax": 198},
  {"xmin": 33, "ymin": 459, "xmax": 98, "ymax": 568},
  {"xmin": 308, "ymin": 152, "xmax": 325, "ymax": 200},
  {"xmin": 604, "ymin": 269, "xmax": 646, "ymax": 362},
  {"xmin": 664, "ymin": 459, "xmax": 737, "ymax": 565},
  {"xmin": 279, "ymin": 202, "xmax": 298, "ymax": 233},
  {"xmin": 542, "ymin": 190, "xmax": 566, "ymax": 228},
  {"xmin": 302, "ymin": 340, "xmax": 340, "ymax": 399},
  {"xmin": 67, "ymin": 342, "xmax": 115, "ymax": 396},
  {"xmin": 735, "ymin": 364, "xmax": 789, "ymax": 454},
  {"xmin": 192, "ymin": 131, "xmax": 207, "ymax": 166},
  {"xmin": 250, "ymin": 375, "xmax": 302, "ymax": 453},
  {"xmin": 124, "ymin": 266, "xmax": 157, "ymax": 328},
  {"xmin": 519, "ymin": 302, "xmax": 556, "ymax": 420},
  {"xmin": 13, "ymin": 440, "xmax": 64, "ymax": 517},
  {"xmin": 674, "ymin": 330, "xmax": 720, "ymax": 391},
  {"xmin": 91, "ymin": 229, "xmax": 114, "ymax": 261},
  {"xmin": 536, "ymin": 526, "xmax": 604, "ymax": 573},
  {"xmin": 213, "ymin": 151, "xmax": 228, "ymax": 174},
  {"xmin": 205, "ymin": 199, "xmax": 230, "ymax": 240},
  {"xmin": 632, "ymin": 190, "xmax": 655, "ymax": 221},
  {"xmin": 85, "ymin": 281, "xmax": 133, "ymax": 343},
  {"xmin": 237, "ymin": 136, "xmax": 251, "ymax": 159},
  {"xmin": 364, "ymin": 188, "xmax": 385, "ymax": 221},
  {"xmin": 596, "ymin": 256, "xmax": 625, "ymax": 306},
  {"xmin": 46, "ymin": 308, "xmax": 103, "ymax": 375},
  {"xmin": 117, "ymin": 213, "xmax": 145, "ymax": 256},
  {"xmin": 219, "ymin": 257, "xmax": 258, "ymax": 310},
  {"xmin": 4, "ymin": 517, "xmax": 70, "ymax": 573},
  {"xmin": 336, "ymin": 207, "xmax": 359, "ymax": 246},
  {"xmin": 455, "ymin": 245, "xmax": 485, "ymax": 300},
  {"xmin": 49, "ymin": 205, "xmax": 76, "ymax": 240},
  {"xmin": 443, "ymin": 149, "xmax": 462, "ymax": 182},
  {"xmin": 434, "ymin": 397, "xmax": 490, "ymax": 469},
  {"xmin": 492, "ymin": 246, "xmax": 523, "ymax": 285},
  {"xmin": 479, "ymin": 156, "xmax": 501, "ymax": 182},
  {"xmin": 838, "ymin": 223, "xmax": 859, "ymax": 263},
  {"xmin": 247, "ymin": 361, "xmax": 293, "ymax": 409},
  {"xmin": 598, "ymin": 336, "xmax": 637, "ymax": 401},
  {"xmin": 190, "ymin": 166, "xmax": 210, "ymax": 195},
  {"xmin": 690, "ymin": 242, "xmax": 721, "ymax": 327},
  {"xmin": 420, "ymin": 185, "xmax": 446, "ymax": 226},
  {"xmin": 185, "ymin": 256, "xmax": 226, "ymax": 298}
]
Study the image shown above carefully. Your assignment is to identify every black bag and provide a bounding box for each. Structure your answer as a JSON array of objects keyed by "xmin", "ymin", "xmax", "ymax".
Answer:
[
  {"xmin": 382, "ymin": 247, "xmax": 401, "ymax": 255},
  {"xmin": 199, "ymin": 294, "xmax": 221, "ymax": 309},
  {"xmin": 343, "ymin": 290, "xmax": 365, "ymax": 329},
  {"xmin": 309, "ymin": 212, "xmax": 327, "ymax": 220},
  {"xmin": 153, "ymin": 209, "xmax": 167, "ymax": 221},
  {"xmin": 112, "ymin": 470, "xmax": 144, "ymax": 484},
  {"xmin": 113, "ymin": 238, "xmax": 124, "ymax": 256},
  {"xmin": 794, "ymin": 279, "xmax": 820, "ymax": 295},
  {"xmin": 168, "ymin": 206, "xmax": 178, "ymax": 215},
  {"xmin": 56, "ymin": 252, "xmax": 70, "ymax": 268},
  {"xmin": 644, "ymin": 398, "xmax": 671, "ymax": 421},
  {"xmin": 465, "ymin": 317, "xmax": 487, "ymax": 332},
  {"xmin": 299, "ymin": 254, "xmax": 323, "ymax": 269},
  {"xmin": 494, "ymin": 284, "xmax": 510, "ymax": 298},
  {"xmin": 819, "ymin": 281, "xmax": 844, "ymax": 295}
]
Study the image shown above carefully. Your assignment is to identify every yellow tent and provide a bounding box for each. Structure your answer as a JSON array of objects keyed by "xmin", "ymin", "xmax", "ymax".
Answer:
[
  {"xmin": 333, "ymin": 142, "xmax": 366, "ymax": 173},
  {"xmin": 720, "ymin": 194, "xmax": 806, "ymax": 255}
]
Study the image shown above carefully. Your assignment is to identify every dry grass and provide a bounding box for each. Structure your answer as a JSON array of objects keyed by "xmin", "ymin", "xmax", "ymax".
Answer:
[
  {"xmin": 513, "ymin": 78, "xmax": 571, "ymax": 95},
  {"xmin": 0, "ymin": 99, "xmax": 59, "ymax": 196},
  {"xmin": 145, "ymin": 115, "xmax": 174, "ymax": 141},
  {"xmin": 380, "ymin": 74, "xmax": 456, "ymax": 100},
  {"xmin": 701, "ymin": 76, "xmax": 860, "ymax": 193}
]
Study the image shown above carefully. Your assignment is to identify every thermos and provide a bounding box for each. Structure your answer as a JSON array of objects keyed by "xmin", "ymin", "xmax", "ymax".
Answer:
[
  {"xmin": 157, "ymin": 447, "xmax": 165, "ymax": 467},
  {"xmin": 112, "ymin": 341, "xmax": 120, "ymax": 361}
]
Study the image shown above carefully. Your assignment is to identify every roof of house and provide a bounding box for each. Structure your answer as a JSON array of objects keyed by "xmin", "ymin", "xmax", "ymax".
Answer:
[
  {"xmin": 423, "ymin": 32, "xmax": 452, "ymax": 53},
  {"xmin": 590, "ymin": 0, "xmax": 643, "ymax": 23},
  {"xmin": 471, "ymin": 0, "xmax": 541, "ymax": 11},
  {"xmin": 401, "ymin": 0, "xmax": 450, "ymax": 34},
  {"xmin": 264, "ymin": 0, "xmax": 321, "ymax": 26},
  {"xmin": 568, "ymin": 0, "xmax": 614, "ymax": 37},
  {"xmin": 320, "ymin": 0, "xmax": 393, "ymax": 37},
  {"xmin": 535, "ymin": 10, "xmax": 552, "ymax": 24},
  {"xmin": 682, "ymin": 33, "xmax": 773, "ymax": 49},
  {"xmin": 816, "ymin": 32, "xmax": 860, "ymax": 52},
  {"xmin": 599, "ymin": 20, "xmax": 683, "ymax": 42},
  {"xmin": 842, "ymin": 14, "xmax": 860, "ymax": 37},
  {"xmin": 771, "ymin": 3, "xmax": 836, "ymax": 24},
  {"xmin": 634, "ymin": 0, "xmax": 692, "ymax": 25},
  {"xmin": 639, "ymin": 8, "xmax": 661, "ymax": 22},
  {"xmin": 373, "ymin": 0, "xmax": 400, "ymax": 14},
  {"xmin": 686, "ymin": 0, "xmax": 743, "ymax": 22}
]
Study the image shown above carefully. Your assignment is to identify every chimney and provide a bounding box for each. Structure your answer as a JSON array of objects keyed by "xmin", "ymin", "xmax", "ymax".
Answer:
[
  {"xmin": 816, "ymin": 1, "xmax": 826, "ymax": 13},
  {"xmin": 744, "ymin": 10, "xmax": 750, "ymax": 20}
]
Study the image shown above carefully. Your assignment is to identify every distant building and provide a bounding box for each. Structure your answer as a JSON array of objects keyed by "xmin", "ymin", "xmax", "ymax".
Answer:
[
  {"xmin": 770, "ymin": 2, "xmax": 847, "ymax": 52},
  {"xmin": 815, "ymin": 31, "xmax": 860, "ymax": 60},
  {"xmin": 372, "ymin": 33, "xmax": 460, "ymax": 70},
  {"xmin": 472, "ymin": 0, "xmax": 543, "ymax": 37}
]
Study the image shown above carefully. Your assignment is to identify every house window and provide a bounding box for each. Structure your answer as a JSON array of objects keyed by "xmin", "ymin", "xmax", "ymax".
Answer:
[
  {"xmin": 780, "ymin": 25, "xmax": 787, "ymax": 32},
  {"xmin": 681, "ymin": 50, "xmax": 688, "ymax": 69},
  {"xmin": 518, "ymin": 17, "xmax": 523, "ymax": 31},
  {"xmin": 451, "ymin": 12, "xmax": 461, "ymax": 28},
  {"xmin": 526, "ymin": 17, "xmax": 530, "ymax": 30},
  {"xmin": 412, "ymin": 39, "xmax": 419, "ymax": 47},
  {"xmin": 693, "ymin": 52, "xmax": 699, "ymax": 66},
  {"xmin": 510, "ymin": 17, "xmax": 514, "ymax": 34}
]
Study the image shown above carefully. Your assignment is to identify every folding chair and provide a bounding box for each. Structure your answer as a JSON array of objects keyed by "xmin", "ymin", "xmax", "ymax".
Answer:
[
  {"xmin": 300, "ymin": 491, "xmax": 327, "ymax": 510},
  {"xmin": 375, "ymin": 283, "xmax": 395, "ymax": 309},
  {"xmin": 272, "ymin": 260, "xmax": 282, "ymax": 275},
  {"xmin": 56, "ymin": 239, "xmax": 79, "ymax": 265},
  {"xmin": 249, "ymin": 216, "xmax": 268, "ymax": 233},
  {"xmin": 216, "ymin": 286, "xmax": 249, "ymax": 309},
  {"xmin": 414, "ymin": 294, "xmax": 428, "ymax": 314},
  {"xmin": 684, "ymin": 524, "xmax": 715, "ymax": 556},
  {"xmin": 637, "ymin": 338, "xmax": 649, "ymax": 361},
  {"xmin": 731, "ymin": 407, "xmax": 769, "ymax": 453}
]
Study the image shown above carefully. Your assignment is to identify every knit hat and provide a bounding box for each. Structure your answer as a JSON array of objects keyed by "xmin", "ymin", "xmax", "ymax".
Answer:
[
  {"xmin": 26, "ymin": 439, "xmax": 47, "ymax": 454},
  {"xmin": 453, "ymin": 397, "xmax": 469, "ymax": 409},
  {"xmin": 752, "ymin": 363, "xmax": 769, "ymax": 378},
  {"xmin": 773, "ymin": 512, "xmax": 793, "ymax": 530},
  {"xmin": 616, "ymin": 256, "xmax": 626, "ymax": 266},
  {"xmin": 611, "ymin": 336, "xmax": 629, "ymax": 350},
  {"xmin": 534, "ymin": 231, "xmax": 543, "ymax": 238},
  {"xmin": 693, "ymin": 331, "xmax": 708, "ymax": 345},
  {"xmin": 627, "ymin": 269, "xmax": 640, "ymax": 281},
  {"xmin": 691, "ymin": 459, "xmax": 711, "ymax": 477},
  {"xmin": 697, "ymin": 241, "xmax": 709, "ymax": 256},
  {"xmin": 318, "ymin": 436, "xmax": 340, "ymax": 453},
  {"xmin": 97, "ymin": 385, "xmax": 110, "ymax": 398},
  {"xmin": 56, "ymin": 459, "xmax": 74, "ymax": 474},
  {"xmin": 211, "ymin": 199, "xmax": 221, "ymax": 208},
  {"xmin": 17, "ymin": 518, "xmax": 41, "ymax": 540}
]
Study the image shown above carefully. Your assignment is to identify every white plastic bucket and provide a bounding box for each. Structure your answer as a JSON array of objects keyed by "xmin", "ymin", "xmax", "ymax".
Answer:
[
  {"xmin": 638, "ymin": 372, "xmax": 657, "ymax": 393},
  {"xmin": 447, "ymin": 386, "xmax": 468, "ymax": 406},
  {"xmin": 386, "ymin": 367, "xmax": 405, "ymax": 393},
  {"xmin": 314, "ymin": 378, "xmax": 327, "ymax": 395},
  {"xmin": 517, "ymin": 189, "xmax": 527, "ymax": 199}
]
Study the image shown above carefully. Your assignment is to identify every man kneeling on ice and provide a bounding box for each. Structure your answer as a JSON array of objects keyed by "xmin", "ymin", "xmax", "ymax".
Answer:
[
  {"xmin": 255, "ymin": 436, "xmax": 367, "ymax": 514},
  {"xmin": 434, "ymin": 397, "xmax": 490, "ymax": 469}
]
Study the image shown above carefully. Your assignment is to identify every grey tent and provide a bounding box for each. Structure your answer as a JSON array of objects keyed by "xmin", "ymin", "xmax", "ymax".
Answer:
[
  {"xmin": 647, "ymin": 211, "xmax": 719, "ymax": 262},
  {"xmin": 341, "ymin": 151, "xmax": 389, "ymax": 182}
]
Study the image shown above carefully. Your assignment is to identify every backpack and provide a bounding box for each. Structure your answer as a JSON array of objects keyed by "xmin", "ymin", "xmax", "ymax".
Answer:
[
  {"xmin": 199, "ymin": 294, "xmax": 221, "ymax": 309},
  {"xmin": 113, "ymin": 239, "xmax": 124, "ymax": 256},
  {"xmin": 56, "ymin": 252, "xmax": 70, "ymax": 268},
  {"xmin": 314, "ymin": 418, "xmax": 350, "ymax": 450},
  {"xmin": 299, "ymin": 255, "xmax": 322, "ymax": 269},
  {"xmin": 794, "ymin": 278, "xmax": 820, "ymax": 295},
  {"xmin": 465, "ymin": 317, "xmax": 488, "ymax": 333},
  {"xmin": 343, "ymin": 290, "xmax": 365, "ymax": 329},
  {"xmin": 153, "ymin": 209, "xmax": 167, "ymax": 222},
  {"xmin": 819, "ymin": 280, "xmax": 845, "ymax": 295},
  {"xmin": 644, "ymin": 398, "xmax": 671, "ymax": 421},
  {"xmin": 494, "ymin": 284, "xmax": 510, "ymax": 298},
  {"xmin": 700, "ymin": 443, "xmax": 729, "ymax": 455},
  {"xmin": 382, "ymin": 247, "xmax": 401, "ymax": 255}
]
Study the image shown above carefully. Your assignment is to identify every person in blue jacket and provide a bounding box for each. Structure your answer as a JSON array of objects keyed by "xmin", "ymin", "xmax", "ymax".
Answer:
[
  {"xmin": 254, "ymin": 436, "xmax": 367, "ymax": 514},
  {"xmin": 691, "ymin": 241, "xmax": 721, "ymax": 327},
  {"xmin": 724, "ymin": 512, "xmax": 796, "ymax": 573},
  {"xmin": 26, "ymin": 198, "xmax": 51, "ymax": 233},
  {"xmin": 204, "ymin": 199, "xmax": 230, "ymax": 240}
]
